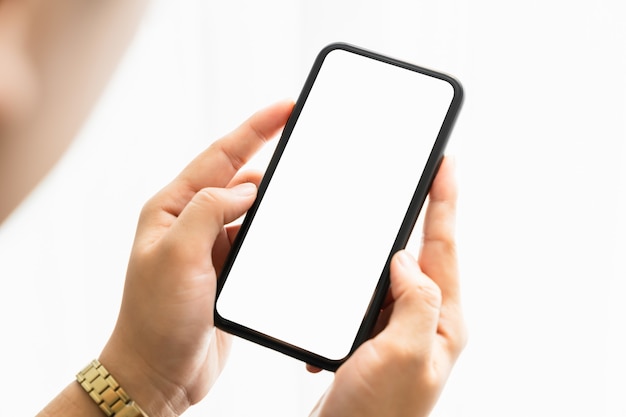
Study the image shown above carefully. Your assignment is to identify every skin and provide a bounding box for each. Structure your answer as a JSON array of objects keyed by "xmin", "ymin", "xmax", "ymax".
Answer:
[
  {"xmin": 0, "ymin": 0, "xmax": 148, "ymax": 222},
  {"xmin": 37, "ymin": 102, "xmax": 466, "ymax": 417},
  {"xmin": 1, "ymin": 2, "xmax": 466, "ymax": 417},
  {"xmin": 308, "ymin": 155, "xmax": 465, "ymax": 417}
]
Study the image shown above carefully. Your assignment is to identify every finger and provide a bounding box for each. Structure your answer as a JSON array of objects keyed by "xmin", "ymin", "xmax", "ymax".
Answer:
[
  {"xmin": 211, "ymin": 223, "xmax": 245, "ymax": 275},
  {"xmin": 380, "ymin": 250, "xmax": 441, "ymax": 351},
  {"xmin": 381, "ymin": 287, "xmax": 394, "ymax": 309},
  {"xmin": 370, "ymin": 303, "xmax": 393, "ymax": 337},
  {"xmin": 174, "ymin": 100, "xmax": 293, "ymax": 197},
  {"xmin": 418, "ymin": 156, "xmax": 460, "ymax": 303},
  {"xmin": 225, "ymin": 224, "xmax": 242, "ymax": 245},
  {"xmin": 204, "ymin": 170, "xmax": 264, "ymax": 260},
  {"xmin": 217, "ymin": 170, "xmax": 264, "ymax": 255},
  {"xmin": 136, "ymin": 102, "xmax": 292, "ymax": 240},
  {"xmin": 418, "ymin": 157, "xmax": 467, "ymax": 357},
  {"xmin": 211, "ymin": 170, "xmax": 263, "ymax": 274},
  {"xmin": 162, "ymin": 182, "xmax": 258, "ymax": 264},
  {"xmin": 306, "ymin": 364, "xmax": 323, "ymax": 374},
  {"xmin": 225, "ymin": 170, "xmax": 263, "ymax": 228},
  {"xmin": 227, "ymin": 169, "xmax": 264, "ymax": 189}
]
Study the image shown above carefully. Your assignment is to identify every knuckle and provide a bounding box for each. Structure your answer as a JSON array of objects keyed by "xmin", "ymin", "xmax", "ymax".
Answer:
[
  {"xmin": 188, "ymin": 188, "xmax": 225, "ymax": 224},
  {"xmin": 422, "ymin": 235, "xmax": 458, "ymax": 259},
  {"xmin": 414, "ymin": 362, "xmax": 444, "ymax": 393},
  {"xmin": 194, "ymin": 187, "xmax": 221, "ymax": 206},
  {"xmin": 415, "ymin": 278, "xmax": 443, "ymax": 309},
  {"xmin": 247, "ymin": 118, "xmax": 270, "ymax": 144},
  {"xmin": 440, "ymin": 305, "xmax": 469, "ymax": 358},
  {"xmin": 139, "ymin": 195, "xmax": 158, "ymax": 220},
  {"xmin": 158, "ymin": 231, "xmax": 191, "ymax": 263},
  {"xmin": 212, "ymin": 140, "xmax": 246, "ymax": 172}
]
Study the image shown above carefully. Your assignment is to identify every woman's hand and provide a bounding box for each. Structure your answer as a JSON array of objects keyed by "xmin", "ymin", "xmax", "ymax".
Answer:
[
  {"xmin": 99, "ymin": 101, "xmax": 294, "ymax": 417},
  {"xmin": 309, "ymin": 157, "xmax": 467, "ymax": 417}
]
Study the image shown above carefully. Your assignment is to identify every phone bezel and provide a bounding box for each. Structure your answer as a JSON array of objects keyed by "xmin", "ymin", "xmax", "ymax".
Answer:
[{"xmin": 214, "ymin": 42, "xmax": 463, "ymax": 371}]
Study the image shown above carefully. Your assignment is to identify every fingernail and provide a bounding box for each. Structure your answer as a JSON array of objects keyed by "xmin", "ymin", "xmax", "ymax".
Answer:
[
  {"xmin": 232, "ymin": 182, "xmax": 257, "ymax": 196},
  {"xmin": 395, "ymin": 250, "xmax": 415, "ymax": 268}
]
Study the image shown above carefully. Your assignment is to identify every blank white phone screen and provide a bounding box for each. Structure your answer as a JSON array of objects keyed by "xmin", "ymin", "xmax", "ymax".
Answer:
[{"xmin": 216, "ymin": 48, "xmax": 454, "ymax": 361}]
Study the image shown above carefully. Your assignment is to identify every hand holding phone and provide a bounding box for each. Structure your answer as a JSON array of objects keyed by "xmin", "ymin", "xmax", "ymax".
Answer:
[
  {"xmin": 308, "ymin": 157, "xmax": 467, "ymax": 417},
  {"xmin": 215, "ymin": 43, "xmax": 463, "ymax": 371}
]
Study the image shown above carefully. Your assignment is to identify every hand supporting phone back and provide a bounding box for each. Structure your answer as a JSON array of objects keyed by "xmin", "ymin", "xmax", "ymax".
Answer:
[{"xmin": 308, "ymin": 157, "xmax": 467, "ymax": 417}]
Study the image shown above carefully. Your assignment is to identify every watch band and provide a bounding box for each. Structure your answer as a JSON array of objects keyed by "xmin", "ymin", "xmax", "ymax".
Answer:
[{"xmin": 76, "ymin": 359, "xmax": 148, "ymax": 417}]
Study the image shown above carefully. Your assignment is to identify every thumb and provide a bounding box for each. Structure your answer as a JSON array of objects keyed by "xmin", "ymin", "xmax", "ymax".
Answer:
[
  {"xmin": 165, "ymin": 182, "xmax": 257, "ymax": 258},
  {"xmin": 383, "ymin": 250, "xmax": 442, "ymax": 350}
]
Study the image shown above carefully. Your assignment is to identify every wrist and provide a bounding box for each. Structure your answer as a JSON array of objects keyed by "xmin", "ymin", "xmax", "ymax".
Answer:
[
  {"xmin": 76, "ymin": 360, "xmax": 149, "ymax": 416},
  {"xmin": 99, "ymin": 338, "xmax": 190, "ymax": 417}
]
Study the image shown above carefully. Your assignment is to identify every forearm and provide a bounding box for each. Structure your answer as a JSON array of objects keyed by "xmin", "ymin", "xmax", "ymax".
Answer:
[{"xmin": 37, "ymin": 381, "xmax": 103, "ymax": 417}]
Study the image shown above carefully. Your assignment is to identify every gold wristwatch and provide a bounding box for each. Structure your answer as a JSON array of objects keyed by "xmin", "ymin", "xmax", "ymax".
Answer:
[{"xmin": 76, "ymin": 359, "xmax": 148, "ymax": 417}]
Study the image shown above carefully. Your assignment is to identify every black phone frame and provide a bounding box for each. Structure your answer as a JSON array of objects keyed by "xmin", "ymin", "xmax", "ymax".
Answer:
[{"xmin": 214, "ymin": 42, "xmax": 464, "ymax": 372}]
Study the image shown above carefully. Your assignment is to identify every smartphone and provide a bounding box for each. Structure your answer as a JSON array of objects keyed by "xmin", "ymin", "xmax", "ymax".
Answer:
[{"xmin": 214, "ymin": 43, "xmax": 463, "ymax": 371}]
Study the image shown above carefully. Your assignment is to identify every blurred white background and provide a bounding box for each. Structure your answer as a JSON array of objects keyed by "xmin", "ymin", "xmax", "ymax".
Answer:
[{"xmin": 1, "ymin": 0, "xmax": 625, "ymax": 416}]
